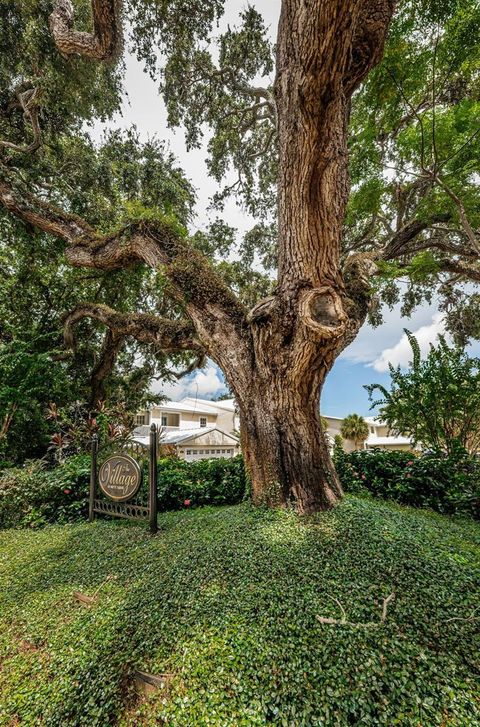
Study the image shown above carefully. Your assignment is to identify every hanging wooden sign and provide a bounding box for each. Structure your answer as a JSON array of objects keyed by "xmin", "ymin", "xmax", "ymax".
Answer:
[{"xmin": 89, "ymin": 424, "xmax": 158, "ymax": 534}]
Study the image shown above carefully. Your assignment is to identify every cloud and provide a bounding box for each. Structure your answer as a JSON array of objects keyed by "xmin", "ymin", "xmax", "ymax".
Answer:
[
  {"xmin": 370, "ymin": 313, "xmax": 447, "ymax": 372},
  {"xmin": 152, "ymin": 364, "xmax": 227, "ymax": 401},
  {"xmin": 190, "ymin": 366, "xmax": 227, "ymax": 396},
  {"xmin": 341, "ymin": 287, "xmax": 440, "ymax": 366}
]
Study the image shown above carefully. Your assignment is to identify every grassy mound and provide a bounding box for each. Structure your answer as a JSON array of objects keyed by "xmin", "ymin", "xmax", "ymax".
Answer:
[{"xmin": 0, "ymin": 498, "xmax": 479, "ymax": 726}]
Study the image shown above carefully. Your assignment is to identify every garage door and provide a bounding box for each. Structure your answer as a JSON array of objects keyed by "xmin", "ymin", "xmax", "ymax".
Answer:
[{"xmin": 183, "ymin": 448, "xmax": 236, "ymax": 461}]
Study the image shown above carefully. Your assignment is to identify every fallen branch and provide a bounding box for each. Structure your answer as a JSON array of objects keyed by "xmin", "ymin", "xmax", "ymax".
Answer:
[
  {"xmin": 439, "ymin": 606, "xmax": 479, "ymax": 626},
  {"xmin": 73, "ymin": 574, "xmax": 117, "ymax": 606},
  {"xmin": 380, "ymin": 592, "xmax": 395, "ymax": 623},
  {"xmin": 316, "ymin": 593, "xmax": 395, "ymax": 627}
]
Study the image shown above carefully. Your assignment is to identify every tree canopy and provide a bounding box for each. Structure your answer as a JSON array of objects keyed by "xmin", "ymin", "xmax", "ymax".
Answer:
[
  {"xmin": 0, "ymin": 126, "xmax": 202, "ymax": 461},
  {"xmin": 347, "ymin": 0, "xmax": 480, "ymax": 340},
  {"xmin": 2, "ymin": 1, "xmax": 480, "ymax": 326}
]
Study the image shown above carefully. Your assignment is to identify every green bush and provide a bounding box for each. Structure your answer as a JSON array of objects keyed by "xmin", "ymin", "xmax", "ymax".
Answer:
[
  {"xmin": 0, "ymin": 455, "xmax": 91, "ymax": 529},
  {"xmin": 157, "ymin": 455, "xmax": 248, "ymax": 511},
  {"xmin": 334, "ymin": 446, "xmax": 480, "ymax": 517},
  {"xmin": 0, "ymin": 454, "xmax": 248, "ymax": 529}
]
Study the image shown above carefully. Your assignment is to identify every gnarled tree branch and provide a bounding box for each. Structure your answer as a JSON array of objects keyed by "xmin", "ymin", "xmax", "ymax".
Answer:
[
  {"xmin": 0, "ymin": 173, "xmax": 95, "ymax": 241},
  {"xmin": 435, "ymin": 259, "xmax": 480, "ymax": 284},
  {"xmin": 344, "ymin": 0, "xmax": 397, "ymax": 96},
  {"xmin": 64, "ymin": 302, "xmax": 206, "ymax": 406},
  {"xmin": 0, "ymin": 88, "xmax": 42, "ymax": 155},
  {"xmin": 89, "ymin": 328, "xmax": 126, "ymax": 407},
  {"xmin": 0, "ymin": 172, "xmax": 246, "ymax": 318},
  {"xmin": 0, "ymin": 168, "xmax": 252, "ymax": 391},
  {"xmin": 49, "ymin": 0, "xmax": 121, "ymax": 61},
  {"xmin": 382, "ymin": 213, "xmax": 452, "ymax": 260},
  {"xmin": 63, "ymin": 302, "xmax": 204, "ymax": 354}
]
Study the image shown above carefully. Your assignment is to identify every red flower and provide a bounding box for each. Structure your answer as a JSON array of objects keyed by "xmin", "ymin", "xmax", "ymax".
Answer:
[
  {"xmin": 361, "ymin": 474, "xmax": 366, "ymax": 480},
  {"xmin": 184, "ymin": 499, "xmax": 191, "ymax": 507},
  {"xmin": 63, "ymin": 488, "xmax": 71, "ymax": 494},
  {"xmin": 407, "ymin": 460, "xmax": 414, "ymax": 466}
]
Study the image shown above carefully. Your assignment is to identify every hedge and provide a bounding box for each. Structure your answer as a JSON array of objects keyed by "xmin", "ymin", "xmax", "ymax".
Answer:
[
  {"xmin": 2, "ymin": 445, "xmax": 479, "ymax": 530},
  {"xmin": 156, "ymin": 455, "xmax": 248, "ymax": 510},
  {"xmin": 0, "ymin": 454, "xmax": 248, "ymax": 529},
  {"xmin": 334, "ymin": 447, "xmax": 480, "ymax": 518}
]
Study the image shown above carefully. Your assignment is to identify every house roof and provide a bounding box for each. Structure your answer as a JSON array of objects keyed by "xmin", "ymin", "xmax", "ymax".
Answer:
[
  {"xmin": 207, "ymin": 398, "xmax": 236, "ymax": 411},
  {"xmin": 133, "ymin": 426, "xmax": 240, "ymax": 447},
  {"xmin": 365, "ymin": 416, "xmax": 386, "ymax": 425},
  {"xmin": 180, "ymin": 397, "xmax": 236, "ymax": 412},
  {"xmin": 366, "ymin": 434, "xmax": 413, "ymax": 446},
  {"xmin": 150, "ymin": 401, "xmax": 218, "ymax": 415}
]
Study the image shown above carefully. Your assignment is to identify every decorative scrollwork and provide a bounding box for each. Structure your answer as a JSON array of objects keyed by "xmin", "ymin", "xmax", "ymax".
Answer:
[{"xmin": 93, "ymin": 499, "xmax": 150, "ymax": 520}]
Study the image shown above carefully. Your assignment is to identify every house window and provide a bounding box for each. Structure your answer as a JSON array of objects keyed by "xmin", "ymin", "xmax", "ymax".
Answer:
[
  {"xmin": 186, "ymin": 450, "xmax": 191, "ymax": 455},
  {"xmin": 370, "ymin": 426, "xmax": 375, "ymax": 433},
  {"xmin": 200, "ymin": 417, "xmax": 207, "ymax": 428},
  {"xmin": 135, "ymin": 415, "xmax": 145, "ymax": 426},
  {"xmin": 161, "ymin": 415, "xmax": 168, "ymax": 426}
]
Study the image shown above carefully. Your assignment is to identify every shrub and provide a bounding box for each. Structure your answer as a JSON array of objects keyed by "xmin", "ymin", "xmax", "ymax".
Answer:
[
  {"xmin": 334, "ymin": 446, "xmax": 480, "ymax": 517},
  {"xmin": 157, "ymin": 455, "xmax": 248, "ymax": 511},
  {"xmin": 0, "ymin": 455, "xmax": 91, "ymax": 529},
  {"xmin": 0, "ymin": 454, "xmax": 248, "ymax": 529}
]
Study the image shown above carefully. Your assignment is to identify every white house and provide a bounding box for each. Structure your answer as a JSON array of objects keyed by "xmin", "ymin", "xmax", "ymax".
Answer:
[
  {"xmin": 323, "ymin": 415, "xmax": 416, "ymax": 452},
  {"xmin": 181, "ymin": 397, "xmax": 240, "ymax": 433},
  {"xmin": 134, "ymin": 399, "xmax": 414, "ymax": 461},
  {"xmin": 363, "ymin": 417, "xmax": 417, "ymax": 452},
  {"xmin": 133, "ymin": 398, "xmax": 240, "ymax": 461}
]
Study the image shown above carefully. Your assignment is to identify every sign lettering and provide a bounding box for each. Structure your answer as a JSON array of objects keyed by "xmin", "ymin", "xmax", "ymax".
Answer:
[{"xmin": 98, "ymin": 454, "xmax": 142, "ymax": 501}]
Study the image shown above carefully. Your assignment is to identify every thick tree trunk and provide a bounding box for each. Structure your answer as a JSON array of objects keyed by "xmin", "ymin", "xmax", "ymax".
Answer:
[
  {"xmin": 214, "ymin": 323, "xmax": 346, "ymax": 513},
  {"xmin": 226, "ymin": 0, "xmax": 356, "ymax": 512},
  {"xmin": 238, "ymin": 376, "xmax": 342, "ymax": 513}
]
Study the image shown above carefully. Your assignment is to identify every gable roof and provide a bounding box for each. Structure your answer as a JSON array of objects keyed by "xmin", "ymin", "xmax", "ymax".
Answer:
[
  {"xmin": 132, "ymin": 426, "xmax": 240, "ymax": 448},
  {"xmin": 150, "ymin": 401, "xmax": 218, "ymax": 415},
  {"xmin": 182, "ymin": 397, "xmax": 236, "ymax": 412}
]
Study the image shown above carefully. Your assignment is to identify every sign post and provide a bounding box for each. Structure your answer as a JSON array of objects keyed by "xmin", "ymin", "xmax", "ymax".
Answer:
[
  {"xmin": 89, "ymin": 433, "xmax": 98, "ymax": 523},
  {"xmin": 89, "ymin": 424, "xmax": 158, "ymax": 534},
  {"xmin": 149, "ymin": 424, "xmax": 158, "ymax": 535}
]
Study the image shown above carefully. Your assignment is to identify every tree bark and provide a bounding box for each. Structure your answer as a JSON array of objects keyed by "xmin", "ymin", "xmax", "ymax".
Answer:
[
  {"xmin": 237, "ymin": 374, "xmax": 342, "ymax": 513},
  {"xmin": 89, "ymin": 329, "xmax": 125, "ymax": 408}
]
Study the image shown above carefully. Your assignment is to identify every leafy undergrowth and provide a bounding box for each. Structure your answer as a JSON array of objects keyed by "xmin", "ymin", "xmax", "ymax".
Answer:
[{"xmin": 0, "ymin": 499, "xmax": 479, "ymax": 726}]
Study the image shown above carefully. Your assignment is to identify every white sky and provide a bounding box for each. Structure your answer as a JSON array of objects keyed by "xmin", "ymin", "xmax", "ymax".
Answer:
[{"xmin": 92, "ymin": 1, "xmax": 281, "ymax": 236}]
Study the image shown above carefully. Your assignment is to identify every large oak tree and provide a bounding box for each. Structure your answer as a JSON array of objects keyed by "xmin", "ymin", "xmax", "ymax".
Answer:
[{"xmin": 1, "ymin": 0, "xmax": 479, "ymax": 512}]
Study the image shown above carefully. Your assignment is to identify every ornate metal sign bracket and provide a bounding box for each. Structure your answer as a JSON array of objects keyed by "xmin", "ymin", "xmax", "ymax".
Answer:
[{"xmin": 89, "ymin": 424, "xmax": 158, "ymax": 534}]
